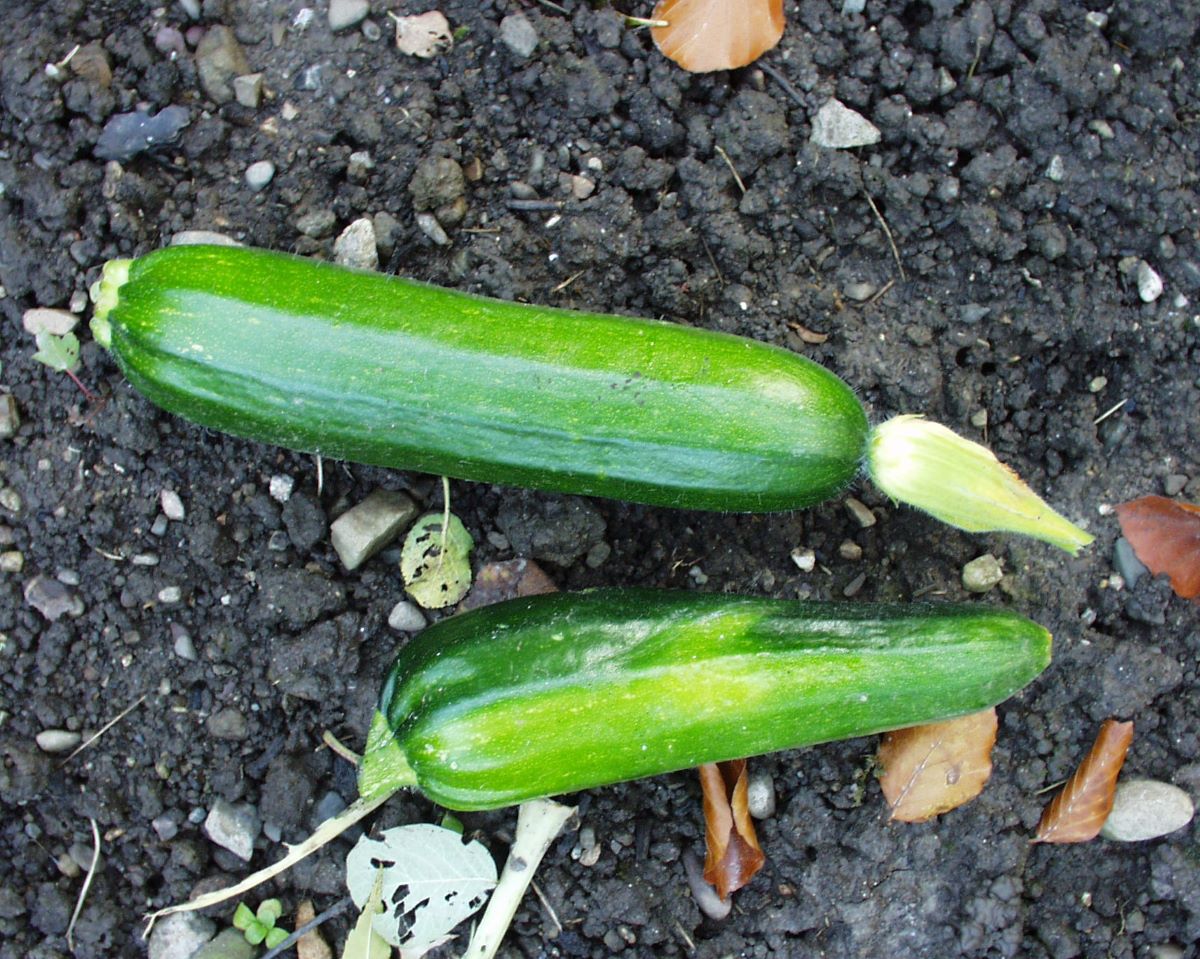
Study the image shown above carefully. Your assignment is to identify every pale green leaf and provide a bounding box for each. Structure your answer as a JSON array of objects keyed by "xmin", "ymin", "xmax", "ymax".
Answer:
[
  {"xmin": 345, "ymin": 824, "xmax": 497, "ymax": 954},
  {"xmin": 32, "ymin": 331, "xmax": 81, "ymax": 373},
  {"xmin": 400, "ymin": 512, "xmax": 473, "ymax": 609},
  {"xmin": 232, "ymin": 902, "xmax": 255, "ymax": 931},
  {"xmin": 342, "ymin": 871, "xmax": 392, "ymax": 959}
]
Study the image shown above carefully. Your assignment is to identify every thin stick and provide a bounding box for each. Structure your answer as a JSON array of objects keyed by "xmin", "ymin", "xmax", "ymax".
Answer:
[
  {"xmin": 322, "ymin": 730, "xmax": 361, "ymax": 766},
  {"xmin": 756, "ymin": 61, "xmax": 804, "ymax": 108},
  {"xmin": 700, "ymin": 236, "xmax": 725, "ymax": 286},
  {"xmin": 530, "ymin": 881, "xmax": 563, "ymax": 933},
  {"xmin": 862, "ymin": 190, "xmax": 907, "ymax": 281},
  {"xmin": 260, "ymin": 896, "xmax": 354, "ymax": 959},
  {"xmin": 714, "ymin": 146, "xmax": 746, "ymax": 195},
  {"xmin": 866, "ymin": 278, "xmax": 896, "ymax": 306},
  {"xmin": 61, "ymin": 694, "xmax": 147, "ymax": 766},
  {"xmin": 552, "ymin": 269, "xmax": 587, "ymax": 294},
  {"xmin": 531, "ymin": 0, "xmax": 569, "ymax": 14},
  {"xmin": 67, "ymin": 818, "xmax": 101, "ymax": 950},
  {"xmin": 674, "ymin": 919, "xmax": 696, "ymax": 951},
  {"xmin": 1093, "ymin": 398, "xmax": 1127, "ymax": 425},
  {"xmin": 315, "ymin": 455, "xmax": 324, "ymax": 497},
  {"xmin": 143, "ymin": 792, "xmax": 392, "ymax": 936}
]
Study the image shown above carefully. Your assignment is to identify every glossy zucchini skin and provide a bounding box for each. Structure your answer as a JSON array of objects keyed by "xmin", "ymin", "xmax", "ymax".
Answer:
[
  {"xmin": 91, "ymin": 245, "xmax": 867, "ymax": 512},
  {"xmin": 358, "ymin": 589, "xmax": 1051, "ymax": 811}
]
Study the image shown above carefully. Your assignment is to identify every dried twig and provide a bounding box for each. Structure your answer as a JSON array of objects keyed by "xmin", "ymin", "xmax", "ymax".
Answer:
[
  {"xmin": 321, "ymin": 730, "xmax": 361, "ymax": 766},
  {"xmin": 862, "ymin": 189, "xmax": 907, "ymax": 281},
  {"xmin": 756, "ymin": 61, "xmax": 804, "ymax": 107},
  {"xmin": 714, "ymin": 146, "xmax": 746, "ymax": 195},
  {"xmin": 67, "ymin": 819, "xmax": 101, "ymax": 950},
  {"xmin": 62, "ymin": 694, "xmax": 147, "ymax": 766}
]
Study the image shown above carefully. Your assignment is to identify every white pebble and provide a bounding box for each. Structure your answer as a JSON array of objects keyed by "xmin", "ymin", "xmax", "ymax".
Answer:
[
  {"xmin": 1100, "ymin": 779, "xmax": 1194, "ymax": 842},
  {"xmin": 269, "ymin": 474, "xmax": 295, "ymax": 503},
  {"xmin": 387, "ymin": 600, "xmax": 427, "ymax": 632},
  {"xmin": 23, "ymin": 307, "xmax": 79, "ymax": 336},
  {"xmin": 790, "ymin": 547, "xmax": 816, "ymax": 572},
  {"xmin": 415, "ymin": 212, "xmax": 450, "ymax": 246},
  {"xmin": 245, "ymin": 160, "xmax": 276, "ymax": 191},
  {"xmin": 334, "ymin": 217, "xmax": 379, "ymax": 270},
  {"xmin": 37, "ymin": 729, "xmax": 82, "ymax": 753},
  {"xmin": 171, "ymin": 230, "xmax": 242, "ymax": 247},
  {"xmin": 1136, "ymin": 261, "xmax": 1164, "ymax": 303},
  {"xmin": 160, "ymin": 489, "xmax": 185, "ymax": 521},
  {"xmin": 810, "ymin": 98, "xmax": 881, "ymax": 149},
  {"xmin": 747, "ymin": 770, "xmax": 776, "ymax": 819}
]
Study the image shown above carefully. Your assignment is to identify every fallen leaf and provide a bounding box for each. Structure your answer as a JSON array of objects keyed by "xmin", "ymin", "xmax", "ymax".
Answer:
[
  {"xmin": 1034, "ymin": 719, "xmax": 1134, "ymax": 844},
  {"xmin": 296, "ymin": 900, "xmax": 332, "ymax": 959},
  {"xmin": 390, "ymin": 11, "xmax": 453, "ymax": 59},
  {"xmin": 1115, "ymin": 495, "xmax": 1200, "ymax": 599},
  {"xmin": 877, "ymin": 708, "xmax": 998, "ymax": 823},
  {"xmin": 457, "ymin": 558, "xmax": 557, "ymax": 611},
  {"xmin": 652, "ymin": 0, "xmax": 785, "ymax": 73},
  {"xmin": 401, "ymin": 512, "xmax": 474, "ymax": 609},
  {"xmin": 700, "ymin": 759, "xmax": 765, "ymax": 899}
]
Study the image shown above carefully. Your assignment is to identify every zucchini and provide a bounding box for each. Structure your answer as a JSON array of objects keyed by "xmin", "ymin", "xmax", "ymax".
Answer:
[
  {"xmin": 89, "ymin": 245, "xmax": 866, "ymax": 512},
  {"xmin": 358, "ymin": 589, "xmax": 1051, "ymax": 811}
]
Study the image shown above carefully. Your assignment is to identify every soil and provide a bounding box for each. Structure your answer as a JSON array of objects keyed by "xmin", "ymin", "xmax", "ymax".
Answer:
[{"xmin": 2, "ymin": 1, "xmax": 1199, "ymax": 958}]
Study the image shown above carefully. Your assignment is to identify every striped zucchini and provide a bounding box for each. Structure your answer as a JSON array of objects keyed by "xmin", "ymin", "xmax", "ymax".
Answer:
[
  {"xmin": 89, "ymin": 244, "xmax": 866, "ymax": 512},
  {"xmin": 358, "ymin": 589, "xmax": 1052, "ymax": 810}
]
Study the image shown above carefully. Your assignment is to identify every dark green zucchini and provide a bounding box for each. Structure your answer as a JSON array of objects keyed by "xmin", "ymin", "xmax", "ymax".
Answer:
[
  {"xmin": 358, "ymin": 589, "xmax": 1051, "ymax": 811},
  {"xmin": 89, "ymin": 244, "xmax": 866, "ymax": 512}
]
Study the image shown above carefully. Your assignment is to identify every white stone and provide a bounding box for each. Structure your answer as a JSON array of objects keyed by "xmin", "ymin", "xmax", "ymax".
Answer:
[
  {"xmin": 245, "ymin": 159, "xmax": 275, "ymax": 191},
  {"xmin": 36, "ymin": 729, "xmax": 82, "ymax": 753},
  {"xmin": 334, "ymin": 217, "xmax": 379, "ymax": 270},
  {"xmin": 23, "ymin": 308, "xmax": 78, "ymax": 336},
  {"xmin": 329, "ymin": 0, "xmax": 370, "ymax": 32},
  {"xmin": 1137, "ymin": 261, "xmax": 1164, "ymax": 303},
  {"xmin": 810, "ymin": 99, "xmax": 881, "ymax": 149},
  {"xmin": 330, "ymin": 489, "xmax": 417, "ymax": 570},
  {"xmin": 790, "ymin": 547, "xmax": 816, "ymax": 572},
  {"xmin": 499, "ymin": 13, "xmax": 538, "ymax": 58},
  {"xmin": 1045, "ymin": 155, "xmax": 1065, "ymax": 182},
  {"xmin": 269, "ymin": 474, "xmax": 295, "ymax": 503},
  {"xmin": 415, "ymin": 212, "xmax": 449, "ymax": 246},
  {"xmin": 148, "ymin": 912, "xmax": 216, "ymax": 959},
  {"xmin": 387, "ymin": 599, "xmax": 427, "ymax": 632},
  {"xmin": 1101, "ymin": 779, "xmax": 1194, "ymax": 842},
  {"xmin": 171, "ymin": 230, "xmax": 241, "ymax": 246},
  {"xmin": 233, "ymin": 72, "xmax": 263, "ymax": 108},
  {"xmin": 747, "ymin": 770, "xmax": 776, "ymax": 819},
  {"xmin": 160, "ymin": 489, "xmax": 186, "ymax": 521},
  {"xmin": 204, "ymin": 798, "xmax": 260, "ymax": 861},
  {"xmin": 391, "ymin": 10, "xmax": 452, "ymax": 58}
]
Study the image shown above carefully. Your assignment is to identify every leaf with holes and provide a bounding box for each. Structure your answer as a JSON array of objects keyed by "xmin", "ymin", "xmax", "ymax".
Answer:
[
  {"xmin": 877, "ymin": 708, "xmax": 998, "ymax": 822},
  {"xmin": 401, "ymin": 512, "xmax": 474, "ymax": 609},
  {"xmin": 345, "ymin": 824, "xmax": 497, "ymax": 954}
]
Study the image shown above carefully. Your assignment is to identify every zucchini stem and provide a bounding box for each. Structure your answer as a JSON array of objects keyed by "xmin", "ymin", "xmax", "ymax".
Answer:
[{"xmin": 866, "ymin": 414, "xmax": 1094, "ymax": 554}]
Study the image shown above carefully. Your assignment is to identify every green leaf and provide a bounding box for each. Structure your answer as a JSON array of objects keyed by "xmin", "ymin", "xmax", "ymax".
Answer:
[
  {"xmin": 232, "ymin": 902, "xmax": 256, "ymax": 931},
  {"xmin": 256, "ymin": 898, "xmax": 283, "ymax": 926},
  {"xmin": 401, "ymin": 512, "xmax": 474, "ymax": 609},
  {"xmin": 32, "ymin": 331, "xmax": 81, "ymax": 374},
  {"xmin": 244, "ymin": 923, "xmax": 267, "ymax": 946},
  {"xmin": 341, "ymin": 870, "xmax": 392, "ymax": 959},
  {"xmin": 440, "ymin": 812, "xmax": 464, "ymax": 835},
  {"xmin": 265, "ymin": 926, "xmax": 289, "ymax": 949}
]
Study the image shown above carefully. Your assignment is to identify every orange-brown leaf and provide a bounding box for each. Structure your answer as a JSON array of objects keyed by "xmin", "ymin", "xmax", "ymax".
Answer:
[
  {"xmin": 699, "ymin": 759, "xmax": 765, "ymax": 899},
  {"xmin": 1034, "ymin": 719, "xmax": 1134, "ymax": 844},
  {"xmin": 652, "ymin": 0, "xmax": 785, "ymax": 73},
  {"xmin": 877, "ymin": 709, "xmax": 998, "ymax": 823},
  {"xmin": 1115, "ymin": 495, "xmax": 1200, "ymax": 599}
]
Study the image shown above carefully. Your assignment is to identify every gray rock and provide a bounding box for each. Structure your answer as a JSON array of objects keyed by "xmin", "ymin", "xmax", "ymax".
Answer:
[
  {"xmin": 147, "ymin": 912, "xmax": 216, "ymax": 959},
  {"xmin": 192, "ymin": 927, "xmax": 257, "ymax": 959},
  {"xmin": 160, "ymin": 489, "xmax": 186, "ymax": 521},
  {"xmin": 151, "ymin": 814, "xmax": 179, "ymax": 842},
  {"xmin": 204, "ymin": 799, "xmax": 260, "ymax": 861},
  {"xmin": 500, "ymin": 13, "xmax": 538, "ymax": 57},
  {"xmin": 23, "ymin": 307, "xmax": 78, "ymax": 336},
  {"xmin": 232, "ymin": 72, "xmax": 263, "ymax": 109},
  {"xmin": 1137, "ymin": 260, "xmax": 1164, "ymax": 302},
  {"xmin": 24, "ymin": 575, "xmax": 84, "ymax": 621},
  {"xmin": 962, "ymin": 553, "xmax": 1004, "ymax": 593},
  {"xmin": 387, "ymin": 599, "xmax": 427, "ymax": 632},
  {"xmin": 0, "ymin": 550, "xmax": 23, "ymax": 572},
  {"xmin": 1100, "ymin": 779, "xmax": 1194, "ymax": 842},
  {"xmin": 347, "ymin": 150, "xmax": 375, "ymax": 181},
  {"xmin": 810, "ymin": 98, "xmax": 881, "ymax": 149},
  {"xmin": 1113, "ymin": 537, "xmax": 1149, "ymax": 587},
  {"xmin": 844, "ymin": 497, "xmax": 876, "ymax": 528},
  {"xmin": 0, "ymin": 394, "xmax": 18, "ymax": 439},
  {"xmin": 1164, "ymin": 473, "xmax": 1189, "ymax": 496},
  {"xmin": 35, "ymin": 729, "xmax": 81, "ymax": 753},
  {"xmin": 206, "ymin": 707, "xmax": 248, "ymax": 740},
  {"xmin": 196, "ymin": 26, "xmax": 251, "ymax": 104},
  {"xmin": 245, "ymin": 160, "xmax": 275, "ymax": 191},
  {"xmin": 94, "ymin": 106, "xmax": 190, "ymax": 161},
  {"xmin": 333, "ymin": 217, "xmax": 378, "ymax": 270},
  {"xmin": 409, "ymin": 156, "xmax": 466, "ymax": 216},
  {"xmin": 330, "ymin": 489, "xmax": 417, "ymax": 570},
  {"xmin": 415, "ymin": 211, "xmax": 449, "ymax": 246},
  {"xmin": 171, "ymin": 230, "xmax": 241, "ymax": 247},
  {"xmin": 329, "ymin": 0, "xmax": 370, "ymax": 32},
  {"xmin": 296, "ymin": 209, "xmax": 337, "ymax": 239},
  {"xmin": 171, "ymin": 623, "xmax": 197, "ymax": 661}
]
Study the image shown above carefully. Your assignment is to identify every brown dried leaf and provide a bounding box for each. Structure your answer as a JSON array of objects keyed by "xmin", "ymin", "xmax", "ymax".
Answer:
[
  {"xmin": 652, "ymin": 0, "xmax": 785, "ymax": 73},
  {"xmin": 1115, "ymin": 495, "xmax": 1200, "ymax": 599},
  {"xmin": 457, "ymin": 558, "xmax": 558, "ymax": 611},
  {"xmin": 877, "ymin": 709, "xmax": 998, "ymax": 823},
  {"xmin": 295, "ymin": 900, "xmax": 332, "ymax": 959},
  {"xmin": 699, "ymin": 760, "xmax": 765, "ymax": 899},
  {"xmin": 1035, "ymin": 719, "xmax": 1134, "ymax": 844}
]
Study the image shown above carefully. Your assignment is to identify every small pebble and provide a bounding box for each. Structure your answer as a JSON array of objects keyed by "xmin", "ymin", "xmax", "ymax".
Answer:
[
  {"xmin": 204, "ymin": 799, "xmax": 260, "ymax": 862},
  {"xmin": 790, "ymin": 547, "xmax": 816, "ymax": 572},
  {"xmin": 268, "ymin": 530, "xmax": 290, "ymax": 551},
  {"xmin": 23, "ymin": 307, "xmax": 79, "ymax": 336},
  {"xmin": 207, "ymin": 707, "xmax": 248, "ymax": 741},
  {"xmin": 158, "ymin": 585, "xmax": 183, "ymax": 604},
  {"xmin": 844, "ymin": 497, "xmax": 876, "ymax": 528},
  {"xmin": 36, "ymin": 729, "xmax": 82, "ymax": 753},
  {"xmin": 810, "ymin": 98, "xmax": 881, "ymax": 149},
  {"xmin": 1100, "ymin": 779, "xmax": 1194, "ymax": 842},
  {"xmin": 1088, "ymin": 375, "xmax": 1108, "ymax": 393},
  {"xmin": 151, "ymin": 815, "xmax": 179, "ymax": 842},
  {"xmin": 24, "ymin": 575, "xmax": 83, "ymax": 621},
  {"xmin": 388, "ymin": 600, "xmax": 427, "ymax": 632},
  {"xmin": 0, "ymin": 488, "xmax": 21, "ymax": 513},
  {"xmin": 57, "ymin": 568, "xmax": 80, "ymax": 586},
  {"xmin": 1137, "ymin": 261, "xmax": 1164, "ymax": 303},
  {"xmin": 328, "ymin": 0, "xmax": 369, "ymax": 31},
  {"xmin": 0, "ymin": 551, "xmax": 23, "ymax": 573},
  {"xmin": 1045, "ymin": 155, "xmax": 1065, "ymax": 182},
  {"xmin": 842, "ymin": 572, "xmax": 866, "ymax": 597},
  {"xmin": 0, "ymin": 394, "xmax": 19, "ymax": 439},
  {"xmin": 334, "ymin": 217, "xmax": 379, "ymax": 270},
  {"xmin": 843, "ymin": 281, "xmax": 877, "ymax": 302},
  {"xmin": 131, "ymin": 553, "xmax": 159, "ymax": 566},
  {"xmin": 347, "ymin": 151, "xmax": 375, "ymax": 181},
  {"xmin": 233, "ymin": 72, "xmax": 263, "ymax": 109},
  {"xmin": 151, "ymin": 515, "xmax": 169, "ymax": 537},
  {"xmin": 1164, "ymin": 474, "xmax": 1188, "ymax": 496},
  {"xmin": 269, "ymin": 474, "xmax": 295, "ymax": 502},
  {"xmin": 362, "ymin": 19, "xmax": 382, "ymax": 41},
  {"xmin": 171, "ymin": 623, "xmax": 197, "ymax": 661},
  {"xmin": 245, "ymin": 160, "xmax": 276, "ymax": 191},
  {"xmin": 962, "ymin": 553, "xmax": 1004, "ymax": 593},
  {"xmin": 683, "ymin": 850, "xmax": 731, "ymax": 920},
  {"xmin": 499, "ymin": 13, "xmax": 538, "ymax": 57},
  {"xmin": 838, "ymin": 540, "xmax": 862, "ymax": 561},
  {"xmin": 970, "ymin": 408, "xmax": 988, "ymax": 428},
  {"xmin": 1113, "ymin": 537, "xmax": 1149, "ymax": 588},
  {"xmin": 160, "ymin": 489, "xmax": 186, "ymax": 521},
  {"xmin": 747, "ymin": 770, "xmax": 776, "ymax": 819},
  {"xmin": 584, "ymin": 541, "xmax": 611, "ymax": 568},
  {"xmin": 415, "ymin": 212, "xmax": 450, "ymax": 246}
]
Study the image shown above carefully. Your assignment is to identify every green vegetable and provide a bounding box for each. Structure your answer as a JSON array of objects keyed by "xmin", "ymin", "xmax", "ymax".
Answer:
[
  {"xmin": 358, "ymin": 589, "xmax": 1051, "ymax": 811},
  {"xmin": 89, "ymin": 244, "xmax": 1092, "ymax": 549},
  {"xmin": 89, "ymin": 245, "xmax": 864, "ymax": 513}
]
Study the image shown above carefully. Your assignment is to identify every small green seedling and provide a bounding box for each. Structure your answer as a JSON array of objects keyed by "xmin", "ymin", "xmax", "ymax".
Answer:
[
  {"xmin": 32, "ymin": 330, "xmax": 93, "ymax": 399},
  {"xmin": 232, "ymin": 898, "xmax": 289, "ymax": 949}
]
